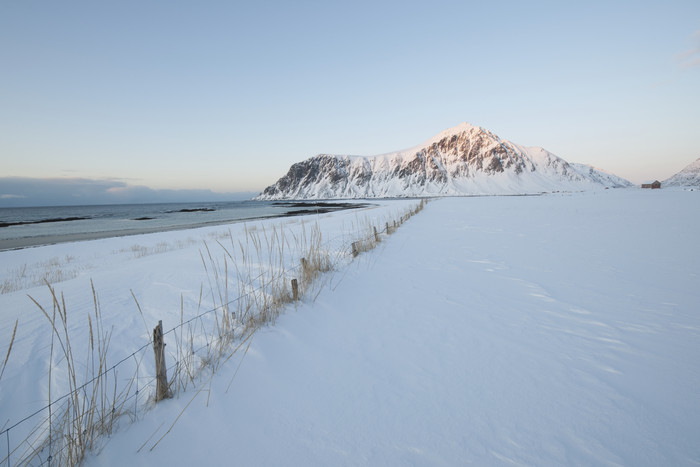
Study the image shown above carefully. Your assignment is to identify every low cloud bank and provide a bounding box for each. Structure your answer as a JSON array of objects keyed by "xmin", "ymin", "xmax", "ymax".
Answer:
[{"xmin": 0, "ymin": 177, "xmax": 257, "ymax": 207}]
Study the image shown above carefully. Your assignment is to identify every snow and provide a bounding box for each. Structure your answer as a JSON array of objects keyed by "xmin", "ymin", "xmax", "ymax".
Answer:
[
  {"xmin": 2, "ymin": 191, "xmax": 700, "ymax": 465},
  {"xmin": 377, "ymin": 121, "xmax": 486, "ymax": 158},
  {"xmin": 0, "ymin": 200, "xmax": 418, "ymax": 462},
  {"xmin": 257, "ymin": 123, "xmax": 632, "ymax": 200},
  {"xmin": 664, "ymin": 157, "xmax": 700, "ymax": 187}
]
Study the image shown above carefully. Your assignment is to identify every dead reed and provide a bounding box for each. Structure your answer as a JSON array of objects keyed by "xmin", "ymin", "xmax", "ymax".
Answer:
[
  {"xmin": 1, "ymin": 255, "xmax": 87, "ymax": 294},
  {"xmin": 5, "ymin": 199, "xmax": 428, "ymax": 465},
  {"xmin": 21, "ymin": 281, "xmax": 141, "ymax": 466}
]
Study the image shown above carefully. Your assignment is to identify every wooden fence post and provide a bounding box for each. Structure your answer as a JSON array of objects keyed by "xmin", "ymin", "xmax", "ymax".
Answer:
[
  {"xmin": 373, "ymin": 226, "xmax": 379, "ymax": 243},
  {"xmin": 153, "ymin": 320, "xmax": 171, "ymax": 402},
  {"xmin": 291, "ymin": 278, "xmax": 299, "ymax": 301},
  {"xmin": 352, "ymin": 242, "xmax": 358, "ymax": 257},
  {"xmin": 300, "ymin": 257, "xmax": 308, "ymax": 281}
]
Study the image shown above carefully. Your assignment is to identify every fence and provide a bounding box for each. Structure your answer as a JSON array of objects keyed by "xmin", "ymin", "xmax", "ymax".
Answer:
[{"xmin": 1, "ymin": 200, "xmax": 426, "ymax": 466}]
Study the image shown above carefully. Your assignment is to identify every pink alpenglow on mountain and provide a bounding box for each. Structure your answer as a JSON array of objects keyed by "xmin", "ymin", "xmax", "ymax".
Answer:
[{"xmin": 257, "ymin": 123, "xmax": 632, "ymax": 200}]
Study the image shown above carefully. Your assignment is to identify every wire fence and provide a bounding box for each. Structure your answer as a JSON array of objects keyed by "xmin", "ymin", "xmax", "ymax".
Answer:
[{"xmin": 1, "ymin": 200, "xmax": 426, "ymax": 466}]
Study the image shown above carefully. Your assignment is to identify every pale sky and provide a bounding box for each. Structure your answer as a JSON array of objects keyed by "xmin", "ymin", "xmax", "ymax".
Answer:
[{"xmin": 1, "ymin": 0, "xmax": 699, "ymax": 205}]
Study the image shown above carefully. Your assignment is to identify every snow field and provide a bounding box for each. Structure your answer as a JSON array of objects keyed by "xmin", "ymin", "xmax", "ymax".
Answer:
[
  {"xmin": 0, "ymin": 200, "xmax": 419, "ymax": 465},
  {"xmin": 82, "ymin": 189, "xmax": 700, "ymax": 466},
  {"xmin": 1, "ymin": 190, "xmax": 699, "ymax": 465}
]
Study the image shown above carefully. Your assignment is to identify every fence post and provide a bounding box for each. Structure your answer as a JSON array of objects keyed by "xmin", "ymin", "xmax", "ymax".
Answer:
[
  {"xmin": 373, "ymin": 226, "xmax": 379, "ymax": 242},
  {"xmin": 386, "ymin": 222, "xmax": 390, "ymax": 234},
  {"xmin": 291, "ymin": 278, "xmax": 299, "ymax": 301},
  {"xmin": 153, "ymin": 320, "xmax": 171, "ymax": 402},
  {"xmin": 351, "ymin": 242, "xmax": 358, "ymax": 257},
  {"xmin": 300, "ymin": 258, "xmax": 308, "ymax": 281}
]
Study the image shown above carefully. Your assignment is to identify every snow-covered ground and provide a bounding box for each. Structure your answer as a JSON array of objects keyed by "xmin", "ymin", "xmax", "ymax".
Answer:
[
  {"xmin": 0, "ymin": 199, "xmax": 419, "ymax": 464},
  {"xmin": 2, "ymin": 190, "xmax": 699, "ymax": 465}
]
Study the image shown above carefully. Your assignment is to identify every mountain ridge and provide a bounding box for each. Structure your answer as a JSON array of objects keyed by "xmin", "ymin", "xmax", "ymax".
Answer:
[
  {"xmin": 663, "ymin": 158, "xmax": 700, "ymax": 187},
  {"xmin": 257, "ymin": 123, "xmax": 632, "ymax": 200}
]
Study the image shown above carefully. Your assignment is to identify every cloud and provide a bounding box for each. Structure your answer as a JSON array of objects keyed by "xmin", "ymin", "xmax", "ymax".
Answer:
[
  {"xmin": 0, "ymin": 177, "xmax": 257, "ymax": 207},
  {"xmin": 677, "ymin": 29, "xmax": 700, "ymax": 70}
]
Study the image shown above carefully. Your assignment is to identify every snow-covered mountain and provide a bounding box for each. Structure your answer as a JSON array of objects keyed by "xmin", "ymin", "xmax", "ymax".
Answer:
[
  {"xmin": 663, "ymin": 158, "xmax": 700, "ymax": 187},
  {"xmin": 257, "ymin": 123, "xmax": 631, "ymax": 200},
  {"xmin": 568, "ymin": 163, "xmax": 634, "ymax": 189}
]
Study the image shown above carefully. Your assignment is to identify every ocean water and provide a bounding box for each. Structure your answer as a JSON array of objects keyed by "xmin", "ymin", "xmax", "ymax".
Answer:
[{"xmin": 0, "ymin": 200, "xmax": 348, "ymax": 250}]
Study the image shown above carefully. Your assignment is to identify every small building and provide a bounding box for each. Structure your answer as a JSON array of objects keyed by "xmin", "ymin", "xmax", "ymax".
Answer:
[{"xmin": 641, "ymin": 180, "xmax": 661, "ymax": 189}]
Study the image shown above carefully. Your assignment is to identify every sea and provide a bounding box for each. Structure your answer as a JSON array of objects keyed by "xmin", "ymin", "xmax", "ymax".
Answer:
[{"xmin": 0, "ymin": 200, "xmax": 355, "ymax": 250}]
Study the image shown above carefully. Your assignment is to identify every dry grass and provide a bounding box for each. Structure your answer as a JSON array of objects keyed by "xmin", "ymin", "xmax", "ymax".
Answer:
[
  {"xmin": 117, "ymin": 238, "xmax": 197, "ymax": 259},
  {"xmin": 0, "ymin": 319, "xmax": 17, "ymax": 383},
  {"xmin": 166, "ymin": 219, "xmax": 343, "ymax": 394},
  {"xmin": 1, "ymin": 255, "xmax": 87, "ymax": 294},
  {"xmin": 5, "ymin": 199, "xmax": 429, "ymax": 464},
  {"xmin": 1, "ymin": 237, "xmax": 200, "ymax": 295},
  {"xmin": 348, "ymin": 199, "xmax": 426, "ymax": 258},
  {"xmin": 17, "ymin": 281, "xmax": 140, "ymax": 466}
]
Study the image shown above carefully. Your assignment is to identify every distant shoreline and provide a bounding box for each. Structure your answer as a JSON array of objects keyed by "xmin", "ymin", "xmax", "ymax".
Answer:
[{"xmin": 0, "ymin": 201, "xmax": 370, "ymax": 252}]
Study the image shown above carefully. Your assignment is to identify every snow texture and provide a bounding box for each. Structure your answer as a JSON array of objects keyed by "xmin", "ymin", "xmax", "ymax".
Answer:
[
  {"xmin": 257, "ymin": 123, "xmax": 632, "ymax": 200},
  {"xmin": 1, "ymin": 191, "xmax": 699, "ymax": 466}
]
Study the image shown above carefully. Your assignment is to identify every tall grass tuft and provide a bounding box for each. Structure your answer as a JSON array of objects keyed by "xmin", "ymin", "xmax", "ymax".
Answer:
[
  {"xmin": 0, "ymin": 319, "xmax": 17, "ymax": 383},
  {"xmin": 23, "ymin": 281, "xmax": 139, "ymax": 466}
]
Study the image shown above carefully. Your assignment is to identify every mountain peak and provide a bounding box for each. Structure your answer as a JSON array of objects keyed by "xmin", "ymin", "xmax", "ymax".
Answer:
[
  {"xmin": 256, "ymin": 123, "xmax": 631, "ymax": 199},
  {"xmin": 382, "ymin": 122, "xmax": 494, "ymax": 159},
  {"xmin": 423, "ymin": 122, "xmax": 489, "ymax": 143},
  {"xmin": 443, "ymin": 121, "xmax": 484, "ymax": 134}
]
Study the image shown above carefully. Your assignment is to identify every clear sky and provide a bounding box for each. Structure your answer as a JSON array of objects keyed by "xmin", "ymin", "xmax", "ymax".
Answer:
[{"xmin": 1, "ymin": 0, "xmax": 699, "ymax": 205}]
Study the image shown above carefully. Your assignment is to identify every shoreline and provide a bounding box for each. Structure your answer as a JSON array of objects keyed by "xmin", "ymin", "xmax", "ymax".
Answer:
[{"xmin": 0, "ymin": 202, "xmax": 371, "ymax": 252}]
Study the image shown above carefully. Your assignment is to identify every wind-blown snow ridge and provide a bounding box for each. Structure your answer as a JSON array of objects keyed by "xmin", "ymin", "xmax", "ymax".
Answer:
[
  {"xmin": 257, "ymin": 123, "xmax": 632, "ymax": 200},
  {"xmin": 663, "ymin": 157, "xmax": 700, "ymax": 187}
]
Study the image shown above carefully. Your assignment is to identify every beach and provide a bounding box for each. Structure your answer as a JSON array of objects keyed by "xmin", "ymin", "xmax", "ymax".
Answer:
[
  {"xmin": 0, "ymin": 200, "xmax": 370, "ymax": 251},
  {"xmin": 2, "ymin": 192, "xmax": 699, "ymax": 466}
]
